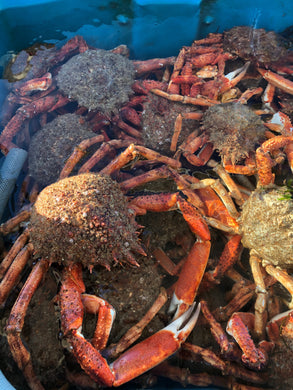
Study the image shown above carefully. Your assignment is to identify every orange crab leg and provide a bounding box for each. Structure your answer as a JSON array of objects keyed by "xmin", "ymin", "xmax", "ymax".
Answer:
[
  {"xmin": 226, "ymin": 312, "xmax": 267, "ymax": 370},
  {"xmin": 176, "ymin": 195, "xmax": 210, "ymax": 240},
  {"xmin": 6, "ymin": 259, "xmax": 50, "ymax": 390},
  {"xmin": 207, "ymin": 234, "xmax": 242, "ymax": 281},
  {"xmin": 59, "ymin": 135, "xmax": 105, "ymax": 179},
  {"xmin": 81, "ymin": 294, "xmax": 116, "ymax": 350},
  {"xmin": 168, "ymin": 46, "xmax": 188, "ymax": 94},
  {"xmin": 0, "ymin": 243, "xmax": 33, "ymax": 306},
  {"xmin": 0, "ymin": 93, "xmax": 69, "ymax": 152},
  {"xmin": 187, "ymin": 176, "xmax": 239, "ymax": 230},
  {"xmin": 180, "ymin": 135, "xmax": 211, "ymax": 166},
  {"xmin": 257, "ymin": 67, "xmax": 293, "ymax": 95},
  {"xmin": 0, "ymin": 229, "xmax": 30, "ymax": 279},
  {"xmin": 129, "ymin": 192, "xmax": 210, "ymax": 241},
  {"xmin": 171, "ymin": 75, "xmax": 201, "ymax": 85},
  {"xmin": 119, "ymin": 165, "xmax": 171, "ymax": 192},
  {"xmin": 100, "ymin": 143, "xmax": 181, "ymax": 176},
  {"xmin": 151, "ymin": 88, "xmax": 219, "ymax": 107},
  {"xmin": 169, "ymin": 240, "xmax": 211, "ymax": 319},
  {"xmin": 78, "ymin": 139, "xmax": 132, "ymax": 174},
  {"xmin": 256, "ymin": 135, "xmax": 293, "ymax": 185},
  {"xmin": 60, "ymin": 265, "xmax": 114, "ymax": 386},
  {"xmin": 237, "ymin": 86, "xmax": 263, "ymax": 104},
  {"xmin": 68, "ymin": 304, "xmax": 201, "ymax": 387},
  {"xmin": 255, "ymin": 148, "xmax": 275, "ymax": 186}
]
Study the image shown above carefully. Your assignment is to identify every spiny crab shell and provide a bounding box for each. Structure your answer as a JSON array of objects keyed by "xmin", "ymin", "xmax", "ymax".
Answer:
[
  {"xmin": 202, "ymin": 102, "xmax": 267, "ymax": 164},
  {"xmin": 30, "ymin": 173, "xmax": 140, "ymax": 269},
  {"xmin": 28, "ymin": 113, "xmax": 96, "ymax": 187},
  {"xmin": 56, "ymin": 49, "xmax": 135, "ymax": 113},
  {"xmin": 240, "ymin": 186, "xmax": 293, "ymax": 271},
  {"xmin": 141, "ymin": 92, "xmax": 196, "ymax": 156},
  {"xmin": 223, "ymin": 26, "xmax": 288, "ymax": 64}
]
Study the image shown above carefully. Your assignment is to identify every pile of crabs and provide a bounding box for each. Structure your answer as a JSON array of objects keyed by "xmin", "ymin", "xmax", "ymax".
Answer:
[{"xmin": 0, "ymin": 26, "xmax": 293, "ymax": 390}]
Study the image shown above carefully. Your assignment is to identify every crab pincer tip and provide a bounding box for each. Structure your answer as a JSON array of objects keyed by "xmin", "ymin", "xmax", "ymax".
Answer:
[{"xmin": 165, "ymin": 302, "xmax": 201, "ymax": 342}]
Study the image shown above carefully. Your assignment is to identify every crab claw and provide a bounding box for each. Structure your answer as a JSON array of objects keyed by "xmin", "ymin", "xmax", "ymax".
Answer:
[
  {"xmin": 222, "ymin": 62, "xmax": 250, "ymax": 90},
  {"xmin": 62, "ymin": 263, "xmax": 201, "ymax": 388},
  {"xmin": 111, "ymin": 302, "xmax": 201, "ymax": 386},
  {"xmin": 169, "ymin": 241, "xmax": 210, "ymax": 319},
  {"xmin": 265, "ymin": 111, "xmax": 293, "ymax": 134}
]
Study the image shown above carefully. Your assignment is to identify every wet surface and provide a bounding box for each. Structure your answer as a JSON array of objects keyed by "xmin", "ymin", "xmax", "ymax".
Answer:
[{"xmin": 0, "ymin": 24, "xmax": 293, "ymax": 390}]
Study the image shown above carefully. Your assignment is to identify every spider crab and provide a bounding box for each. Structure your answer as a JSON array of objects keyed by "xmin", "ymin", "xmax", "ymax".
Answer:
[
  {"xmin": 159, "ymin": 26, "xmax": 293, "ymax": 103},
  {"xmin": 193, "ymin": 176, "xmax": 293, "ymax": 380},
  {"xmin": 204, "ymin": 180, "xmax": 293, "ymax": 385},
  {"xmin": 149, "ymin": 181, "xmax": 293, "ymax": 389},
  {"xmin": 135, "ymin": 27, "xmax": 293, "ymax": 187},
  {"xmin": 0, "ymin": 138, "xmax": 244, "ymax": 390},
  {"xmin": 0, "ymin": 172, "xmax": 199, "ymax": 388},
  {"xmin": 0, "ymin": 35, "xmax": 174, "ymax": 155}
]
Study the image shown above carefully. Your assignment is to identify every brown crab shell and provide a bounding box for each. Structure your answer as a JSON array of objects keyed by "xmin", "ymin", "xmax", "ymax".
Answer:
[
  {"xmin": 30, "ymin": 173, "xmax": 141, "ymax": 269},
  {"xmin": 202, "ymin": 102, "xmax": 267, "ymax": 164},
  {"xmin": 240, "ymin": 186, "xmax": 293, "ymax": 271},
  {"xmin": 56, "ymin": 49, "xmax": 135, "ymax": 113},
  {"xmin": 223, "ymin": 26, "xmax": 288, "ymax": 65}
]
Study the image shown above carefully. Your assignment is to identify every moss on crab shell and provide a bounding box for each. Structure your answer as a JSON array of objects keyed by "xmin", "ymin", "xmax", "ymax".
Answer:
[
  {"xmin": 240, "ymin": 186, "xmax": 293, "ymax": 271},
  {"xmin": 141, "ymin": 93, "xmax": 197, "ymax": 156},
  {"xmin": 223, "ymin": 26, "xmax": 288, "ymax": 64},
  {"xmin": 56, "ymin": 49, "xmax": 135, "ymax": 113},
  {"xmin": 28, "ymin": 113, "xmax": 96, "ymax": 187},
  {"xmin": 30, "ymin": 173, "xmax": 140, "ymax": 269},
  {"xmin": 202, "ymin": 102, "xmax": 266, "ymax": 164}
]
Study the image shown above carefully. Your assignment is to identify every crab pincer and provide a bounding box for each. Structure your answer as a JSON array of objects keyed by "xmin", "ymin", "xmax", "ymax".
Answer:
[
  {"xmin": 61, "ymin": 267, "xmax": 201, "ymax": 387},
  {"xmin": 110, "ymin": 302, "xmax": 201, "ymax": 386}
]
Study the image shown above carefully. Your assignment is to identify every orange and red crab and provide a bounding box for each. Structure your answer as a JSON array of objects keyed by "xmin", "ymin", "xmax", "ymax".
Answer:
[
  {"xmin": 0, "ymin": 140, "xmax": 243, "ymax": 390},
  {"xmin": 0, "ymin": 169, "xmax": 200, "ymax": 389},
  {"xmin": 145, "ymin": 97, "xmax": 293, "ymax": 187},
  {"xmin": 163, "ymin": 26, "xmax": 293, "ymax": 103},
  {"xmin": 116, "ymin": 29, "xmax": 293, "ymax": 188},
  {"xmin": 0, "ymin": 35, "xmax": 174, "ymax": 154},
  {"xmin": 148, "ymin": 158, "xmax": 293, "ymax": 387},
  {"xmin": 199, "ymin": 177, "xmax": 293, "ymax": 376}
]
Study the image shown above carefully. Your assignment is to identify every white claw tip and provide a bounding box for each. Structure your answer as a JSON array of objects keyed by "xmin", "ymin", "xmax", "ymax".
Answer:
[{"xmin": 164, "ymin": 302, "xmax": 201, "ymax": 342}]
